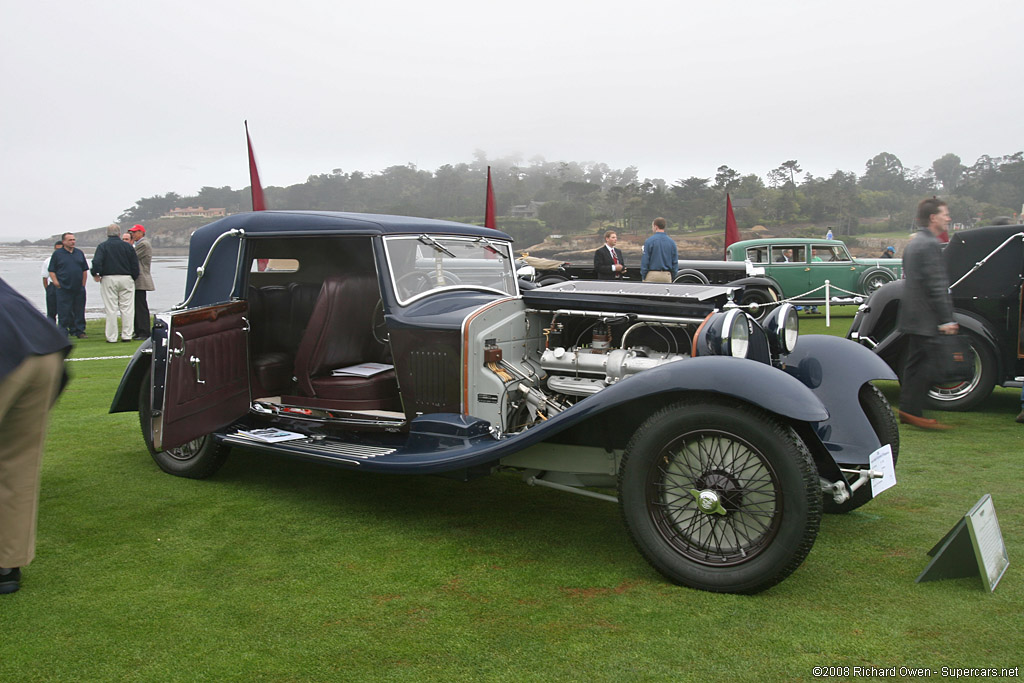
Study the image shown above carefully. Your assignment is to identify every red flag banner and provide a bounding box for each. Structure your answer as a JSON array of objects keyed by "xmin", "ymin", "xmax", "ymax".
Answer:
[
  {"xmin": 245, "ymin": 120, "xmax": 266, "ymax": 211},
  {"xmin": 484, "ymin": 166, "xmax": 497, "ymax": 229},
  {"xmin": 724, "ymin": 193, "xmax": 740, "ymax": 257}
]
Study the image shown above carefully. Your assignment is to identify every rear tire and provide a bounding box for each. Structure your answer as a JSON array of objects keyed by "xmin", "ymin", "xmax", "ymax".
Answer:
[
  {"xmin": 139, "ymin": 376, "xmax": 229, "ymax": 479},
  {"xmin": 618, "ymin": 399, "xmax": 821, "ymax": 594},
  {"xmin": 860, "ymin": 269, "xmax": 896, "ymax": 294},
  {"xmin": 925, "ymin": 332, "xmax": 997, "ymax": 412},
  {"xmin": 822, "ymin": 383, "xmax": 899, "ymax": 514}
]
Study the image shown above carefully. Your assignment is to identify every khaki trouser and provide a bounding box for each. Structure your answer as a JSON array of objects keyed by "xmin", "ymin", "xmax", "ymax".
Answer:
[
  {"xmin": 0, "ymin": 352, "xmax": 64, "ymax": 568},
  {"xmin": 644, "ymin": 271, "xmax": 673, "ymax": 283},
  {"xmin": 100, "ymin": 274, "xmax": 135, "ymax": 342}
]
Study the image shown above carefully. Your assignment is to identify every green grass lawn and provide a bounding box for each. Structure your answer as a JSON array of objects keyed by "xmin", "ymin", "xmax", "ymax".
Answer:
[{"xmin": 2, "ymin": 317, "xmax": 1021, "ymax": 681}]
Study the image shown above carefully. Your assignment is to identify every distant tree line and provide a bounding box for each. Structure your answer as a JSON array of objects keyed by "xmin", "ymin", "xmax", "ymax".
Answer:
[{"xmin": 118, "ymin": 150, "xmax": 1024, "ymax": 243}]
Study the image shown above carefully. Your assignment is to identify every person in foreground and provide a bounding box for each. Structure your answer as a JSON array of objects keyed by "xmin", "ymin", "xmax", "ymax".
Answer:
[
  {"xmin": 0, "ymin": 277, "xmax": 72, "ymax": 595},
  {"xmin": 897, "ymin": 198, "xmax": 958, "ymax": 430}
]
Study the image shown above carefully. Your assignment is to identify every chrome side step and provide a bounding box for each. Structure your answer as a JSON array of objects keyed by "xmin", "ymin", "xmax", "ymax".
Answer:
[{"xmin": 221, "ymin": 434, "xmax": 397, "ymax": 465}]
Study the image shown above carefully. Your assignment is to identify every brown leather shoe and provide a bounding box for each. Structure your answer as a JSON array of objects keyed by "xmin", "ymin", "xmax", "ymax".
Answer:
[
  {"xmin": 899, "ymin": 410, "xmax": 953, "ymax": 430},
  {"xmin": 1016, "ymin": 411, "xmax": 1024, "ymax": 424}
]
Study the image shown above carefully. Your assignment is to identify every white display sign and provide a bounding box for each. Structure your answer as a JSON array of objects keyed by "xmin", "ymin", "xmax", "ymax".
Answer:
[
  {"xmin": 869, "ymin": 444, "xmax": 897, "ymax": 498},
  {"xmin": 966, "ymin": 494, "xmax": 1010, "ymax": 592}
]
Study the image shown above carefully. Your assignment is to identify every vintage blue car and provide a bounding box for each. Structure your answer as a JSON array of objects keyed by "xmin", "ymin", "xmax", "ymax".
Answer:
[{"xmin": 111, "ymin": 210, "xmax": 899, "ymax": 594}]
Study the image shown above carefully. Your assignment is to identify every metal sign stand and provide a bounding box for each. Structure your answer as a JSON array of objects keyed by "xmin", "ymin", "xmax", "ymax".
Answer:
[{"xmin": 916, "ymin": 494, "xmax": 1009, "ymax": 591}]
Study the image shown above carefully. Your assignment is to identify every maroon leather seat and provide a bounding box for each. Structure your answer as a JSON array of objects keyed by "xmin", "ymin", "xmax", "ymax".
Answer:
[
  {"xmin": 248, "ymin": 283, "xmax": 320, "ymax": 397},
  {"xmin": 290, "ymin": 275, "xmax": 400, "ymax": 411}
]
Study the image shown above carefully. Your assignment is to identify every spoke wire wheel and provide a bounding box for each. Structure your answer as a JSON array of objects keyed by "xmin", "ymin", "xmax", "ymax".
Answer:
[
  {"xmin": 165, "ymin": 437, "xmax": 209, "ymax": 462},
  {"xmin": 139, "ymin": 374, "xmax": 229, "ymax": 479},
  {"xmin": 649, "ymin": 429, "xmax": 781, "ymax": 566},
  {"xmin": 863, "ymin": 271, "xmax": 894, "ymax": 294},
  {"xmin": 619, "ymin": 399, "xmax": 820, "ymax": 594}
]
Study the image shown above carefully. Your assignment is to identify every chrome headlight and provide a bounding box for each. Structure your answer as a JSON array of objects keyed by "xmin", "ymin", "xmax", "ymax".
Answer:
[
  {"xmin": 724, "ymin": 309, "xmax": 749, "ymax": 358},
  {"xmin": 695, "ymin": 309, "xmax": 753, "ymax": 358},
  {"xmin": 763, "ymin": 302, "xmax": 799, "ymax": 355}
]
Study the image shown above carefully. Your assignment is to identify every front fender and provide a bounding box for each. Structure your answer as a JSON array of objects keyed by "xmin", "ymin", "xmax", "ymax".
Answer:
[
  {"xmin": 781, "ymin": 335, "xmax": 896, "ymax": 465},
  {"xmin": 109, "ymin": 339, "xmax": 153, "ymax": 413},
  {"xmin": 561, "ymin": 354, "xmax": 830, "ymax": 423}
]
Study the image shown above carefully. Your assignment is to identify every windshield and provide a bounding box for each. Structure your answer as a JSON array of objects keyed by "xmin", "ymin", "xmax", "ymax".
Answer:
[{"xmin": 384, "ymin": 234, "xmax": 518, "ymax": 304}]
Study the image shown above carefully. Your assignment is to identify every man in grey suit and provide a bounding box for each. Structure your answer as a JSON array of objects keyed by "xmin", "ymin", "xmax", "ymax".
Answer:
[
  {"xmin": 897, "ymin": 198, "xmax": 959, "ymax": 430},
  {"xmin": 129, "ymin": 224, "xmax": 154, "ymax": 339}
]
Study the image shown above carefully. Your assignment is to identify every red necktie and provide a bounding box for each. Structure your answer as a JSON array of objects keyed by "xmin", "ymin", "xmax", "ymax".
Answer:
[{"xmin": 611, "ymin": 248, "xmax": 618, "ymax": 265}]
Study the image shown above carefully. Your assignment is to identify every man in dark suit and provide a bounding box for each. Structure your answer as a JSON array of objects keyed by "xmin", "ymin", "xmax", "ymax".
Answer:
[
  {"xmin": 594, "ymin": 230, "xmax": 625, "ymax": 280},
  {"xmin": 897, "ymin": 198, "xmax": 959, "ymax": 430}
]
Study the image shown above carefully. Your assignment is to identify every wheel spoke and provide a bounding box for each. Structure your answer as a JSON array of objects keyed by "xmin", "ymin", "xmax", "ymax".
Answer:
[{"xmin": 647, "ymin": 428, "xmax": 782, "ymax": 566}]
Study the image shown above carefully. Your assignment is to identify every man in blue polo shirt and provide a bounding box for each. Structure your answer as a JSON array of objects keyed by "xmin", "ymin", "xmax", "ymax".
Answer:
[
  {"xmin": 47, "ymin": 232, "xmax": 90, "ymax": 339},
  {"xmin": 640, "ymin": 217, "xmax": 678, "ymax": 282}
]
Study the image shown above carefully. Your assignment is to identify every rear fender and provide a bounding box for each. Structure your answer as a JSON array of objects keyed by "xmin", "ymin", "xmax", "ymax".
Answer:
[
  {"xmin": 728, "ymin": 276, "xmax": 782, "ymax": 300},
  {"xmin": 109, "ymin": 340, "xmax": 153, "ymax": 413}
]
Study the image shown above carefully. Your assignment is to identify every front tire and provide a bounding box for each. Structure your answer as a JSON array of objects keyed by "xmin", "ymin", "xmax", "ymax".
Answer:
[
  {"xmin": 618, "ymin": 399, "xmax": 821, "ymax": 594},
  {"xmin": 139, "ymin": 376, "xmax": 229, "ymax": 479},
  {"xmin": 823, "ymin": 383, "xmax": 899, "ymax": 514}
]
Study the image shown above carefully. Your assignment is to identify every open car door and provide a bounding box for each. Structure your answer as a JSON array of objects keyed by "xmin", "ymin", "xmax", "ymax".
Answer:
[{"xmin": 150, "ymin": 301, "xmax": 250, "ymax": 451}]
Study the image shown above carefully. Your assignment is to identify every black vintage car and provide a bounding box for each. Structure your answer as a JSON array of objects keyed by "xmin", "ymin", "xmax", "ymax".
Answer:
[
  {"xmin": 848, "ymin": 224, "xmax": 1024, "ymax": 411},
  {"xmin": 111, "ymin": 210, "xmax": 899, "ymax": 594}
]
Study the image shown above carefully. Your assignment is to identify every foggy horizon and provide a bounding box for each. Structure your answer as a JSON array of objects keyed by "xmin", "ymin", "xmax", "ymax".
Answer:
[{"xmin": 3, "ymin": 0, "xmax": 1021, "ymax": 241}]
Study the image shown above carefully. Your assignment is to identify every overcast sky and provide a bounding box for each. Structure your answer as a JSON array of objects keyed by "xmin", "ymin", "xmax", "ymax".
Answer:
[{"xmin": 2, "ymin": 0, "xmax": 1021, "ymax": 242}]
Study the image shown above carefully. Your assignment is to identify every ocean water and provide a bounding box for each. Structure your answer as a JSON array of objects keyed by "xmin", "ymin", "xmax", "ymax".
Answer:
[{"xmin": 0, "ymin": 245, "xmax": 189, "ymax": 318}]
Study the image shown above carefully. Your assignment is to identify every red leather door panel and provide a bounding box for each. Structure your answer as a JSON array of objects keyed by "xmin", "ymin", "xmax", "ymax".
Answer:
[{"xmin": 156, "ymin": 301, "xmax": 250, "ymax": 450}]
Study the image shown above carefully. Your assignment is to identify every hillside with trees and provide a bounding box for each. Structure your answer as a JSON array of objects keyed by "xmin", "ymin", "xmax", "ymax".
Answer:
[{"xmin": 75, "ymin": 150, "xmax": 1024, "ymax": 253}]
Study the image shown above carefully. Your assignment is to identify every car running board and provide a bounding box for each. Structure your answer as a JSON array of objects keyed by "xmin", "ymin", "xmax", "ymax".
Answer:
[{"xmin": 219, "ymin": 433, "xmax": 397, "ymax": 467}]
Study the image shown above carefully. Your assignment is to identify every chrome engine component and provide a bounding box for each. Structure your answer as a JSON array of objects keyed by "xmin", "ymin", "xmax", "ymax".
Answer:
[{"xmin": 539, "ymin": 346, "xmax": 686, "ymax": 396}]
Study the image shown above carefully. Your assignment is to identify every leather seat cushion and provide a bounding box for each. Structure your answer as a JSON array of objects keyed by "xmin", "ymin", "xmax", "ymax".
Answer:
[
  {"xmin": 252, "ymin": 351, "xmax": 294, "ymax": 395},
  {"xmin": 308, "ymin": 370, "xmax": 400, "ymax": 410}
]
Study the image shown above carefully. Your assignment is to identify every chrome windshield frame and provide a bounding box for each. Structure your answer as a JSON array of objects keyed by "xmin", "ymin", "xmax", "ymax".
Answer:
[{"xmin": 383, "ymin": 234, "xmax": 519, "ymax": 306}]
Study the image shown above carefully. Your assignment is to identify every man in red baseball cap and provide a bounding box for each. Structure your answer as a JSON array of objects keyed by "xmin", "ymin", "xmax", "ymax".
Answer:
[{"xmin": 128, "ymin": 225, "xmax": 154, "ymax": 338}]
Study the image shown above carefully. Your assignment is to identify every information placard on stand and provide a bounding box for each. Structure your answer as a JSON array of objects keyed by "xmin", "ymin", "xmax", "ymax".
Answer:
[{"xmin": 916, "ymin": 494, "xmax": 1009, "ymax": 591}]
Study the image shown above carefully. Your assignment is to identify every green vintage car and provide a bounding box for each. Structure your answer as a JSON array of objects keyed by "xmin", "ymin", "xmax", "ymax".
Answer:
[{"xmin": 726, "ymin": 238, "xmax": 902, "ymax": 304}]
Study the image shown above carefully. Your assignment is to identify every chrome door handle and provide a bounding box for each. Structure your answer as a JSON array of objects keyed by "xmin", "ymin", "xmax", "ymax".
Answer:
[
  {"xmin": 189, "ymin": 355, "xmax": 206, "ymax": 384},
  {"xmin": 170, "ymin": 331, "xmax": 185, "ymax": 357}
]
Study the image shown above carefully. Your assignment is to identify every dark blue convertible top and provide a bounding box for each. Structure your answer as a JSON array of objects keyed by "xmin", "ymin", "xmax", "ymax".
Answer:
[{"xmin": 182, "ymin": 211, "xmax": 513, "ymax": 308}]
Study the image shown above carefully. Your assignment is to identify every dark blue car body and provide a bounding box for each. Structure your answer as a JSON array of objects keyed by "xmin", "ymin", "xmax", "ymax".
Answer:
[{"xmin": 111, "ymin": 210, "xmax": 898, "ymax": 594}]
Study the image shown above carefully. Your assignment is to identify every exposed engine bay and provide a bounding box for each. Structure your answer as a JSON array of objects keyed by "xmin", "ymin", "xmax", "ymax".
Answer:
[{"xmin": 465, "ymin": 299, "xmax": 701, "ymax": 435}]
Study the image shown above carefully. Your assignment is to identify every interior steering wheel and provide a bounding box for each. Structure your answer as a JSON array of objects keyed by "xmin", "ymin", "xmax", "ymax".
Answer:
[
  {"xmin": 395, "ymin": 270, "xmax": 463, "ymax": 297},
  {"xmin": 372, "ymin": 299, "xmax": 389, "ymax": 345}
]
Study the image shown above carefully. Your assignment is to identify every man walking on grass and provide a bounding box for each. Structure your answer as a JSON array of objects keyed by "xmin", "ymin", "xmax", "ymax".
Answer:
[{"xmin": 897, "ymin": 198, "xmax": 959, "ymax": 430}]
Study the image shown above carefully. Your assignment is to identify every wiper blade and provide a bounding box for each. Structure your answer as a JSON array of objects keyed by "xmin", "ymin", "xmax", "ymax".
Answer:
[
  {"xmin": 418, "ymin": 234, "xmax": 456, "ymax": 258},
  {"xmin": 474, "ymin": 236, "xmax": 508, "ymax": 259}
]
